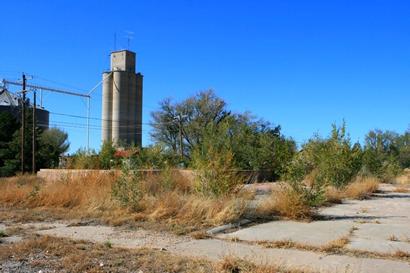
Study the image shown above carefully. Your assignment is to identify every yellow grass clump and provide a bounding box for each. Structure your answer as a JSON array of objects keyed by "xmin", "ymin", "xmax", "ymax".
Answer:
[
  {"xmin": 0, "ymin": 173, "xmax": 116, "ymax": 210},
  {"xmin": 393, "ymin": 185, "xmax": 410, "ymax": 193},
  {"xmin": 0, "ymin": 172, "xmax": 251, "ymax": 233},
  {"xmin": 325, "ymin": 176, "xmax": 380, "ymax": 203},
  {"xmin": 217, "ymin": 256, "xmax": 305, "ymax": 273},
  {"xmin": 344, "ymin": 177, "xmax": 379, "ymax": 199},
  {"xmin": 256, "ymin": 184, "xmax": 313, "ymax": 220},
  {"xmin": 390, "ymin": 168, "xmax": 410, "ymax": 185}
]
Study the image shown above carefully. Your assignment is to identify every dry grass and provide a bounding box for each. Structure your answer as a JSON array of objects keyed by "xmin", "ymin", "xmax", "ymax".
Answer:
[
  {"xmin": 387, "ymin": 235, "xmax": 410, "ymax": 243},
  {"xmin": 0, "ymin": 235, "xmax": 214, "ymax": 273},
  {"xmin": 139, "ymin": 191, "xmax": 250, "ymax": 232},
  {"xmin": 393, "ymin": 250, "xmax": 410, "ymax": 259},
  {"xmin": 344, "ymin": 177, "xmax": 380, "ymax": 199},
  {"xmin": 318, "ymin": 225, "xmax": 355, "ymax": 253},
  {"xmin": 256, "ymin": 228, "xmax": 410, "ymax": 263},
  {"xmin": 0, "ymin": 235, "xmax": 309, "ymax": 273},
  {"xmin": 0, "ymin": 173, "xmax": 252, "ymax": 234},
  {"xmin": 324, "ymin": 186, "xmax": 344, "ymax": 204},
  {"xmin": 393, "ymin": 185, "xmax": 410, "ymax": 193},
  {"xmin": 391, "ymin": 169, "xmax": 410, "ymax": 185},
  {"xmin": 325, "ymin": 177, "xmax": 380, "ymax": 203},
  {"xmin": 217, "ymin": 256, "xmax": 308, "ymax": 273},
  {"xmin": 0, "ymin": 173, "xmax": 130, "ymax": 227},
  {"xmin": 259, "ymin": 237, "xmax": 410, "ymax": 262},
  {"xmin": 259, "ymin": 234, "xmax": 349, "ymax": 254},
  {"xmin": 191, "ymin": 230, "xmax": 211, "ymax": 240},
  {"xmin": 258, "ymin": 176, "xmax": 380, "ymax": 220},
  {"xmin": 256, "ymin": 185, "xmax": 313, "ymax": 220},
  {"xmin": 320, "ymin": 236, "xmax": 350, "ymax": 252},
  {"xmin": 0, "ymin": 173, "xmax": 116, "ymax": 209}
]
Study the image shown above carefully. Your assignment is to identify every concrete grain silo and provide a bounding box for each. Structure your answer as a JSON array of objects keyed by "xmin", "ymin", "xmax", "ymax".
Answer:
[
  {"xmin": 101, "ymin": 50, "xmax": 143, "ymax": 147},
  {"xmin": 101, "ymin": 72, "xmax": 113, "ymax": 142}
]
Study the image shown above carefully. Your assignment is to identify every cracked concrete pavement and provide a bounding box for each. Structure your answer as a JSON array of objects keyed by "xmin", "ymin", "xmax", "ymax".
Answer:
[{"xmin": 1, "ymin": 183, "xmax": 410, "ymax": 273}]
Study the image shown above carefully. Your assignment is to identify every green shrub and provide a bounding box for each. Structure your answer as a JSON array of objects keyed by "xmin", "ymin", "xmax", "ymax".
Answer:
[
  {"xmin": 67, "ymin": 149, "xmax": 100, "ymax": 169},
  {"xmin": 159, "ymin": 165, "xmax": 175, "ymax": 192},
  {"xmin": 111, "ymin": 164, "xmax": 142, "ymax": 211},
  {"xmin": 0, "ymin": 230, "xmax": 7, "ymax": 238},
  {"xmin": 192, "ymin": 123, "xmax": 242, "ymax": 197},
  {"xmin": 286, "ymin": 122, "xmax": 362, "ymax": 189},
  {"xmin": 286, "ymin": 180, "xmax": 326, "ymax": 207},
  {"xmin": 130, "ymin": 145, "xmax": 178, "ymax": 169},
  {"xmin": 99, "ymin": 141, "xmax": 116, "ymax": 169}
]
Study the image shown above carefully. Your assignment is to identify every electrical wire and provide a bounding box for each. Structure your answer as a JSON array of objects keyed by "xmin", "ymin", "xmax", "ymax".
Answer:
[{"xmin": 49, "ymin": 111, "xmax": 178, "ymax": 126}]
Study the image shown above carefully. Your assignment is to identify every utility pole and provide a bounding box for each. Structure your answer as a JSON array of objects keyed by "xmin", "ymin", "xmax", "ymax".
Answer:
[
  {"xmin": 179, "ymin": 120, "xmax": 183, "ymax": 159},
  {"xmin": 4, "ymin": 79, "xmax": 91, "ymax": 152},
  {"xmin": 178, "ymin": 114, "xmax": 184, "ymax": 161},
  {"xmin": 32, "ymin": 90, "xmax": 36, "ymax": 174},
  {"xmin": 20, "ymin": 74, "xmax": 26, "ymax": 174}
]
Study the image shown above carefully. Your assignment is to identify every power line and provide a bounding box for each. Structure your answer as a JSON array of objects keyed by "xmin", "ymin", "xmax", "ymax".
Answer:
[
  {"xmin": 41, "ymin": 122, "xmax": 147, "ymax": 135},
  {"xmin": 49, "ymin": 120, "xmax": 147, "ymax": 129},
  {"xmin": 49, "ymin": 111, "xmax": 176, "ymax": 126},
  {"xmin": 48, "ymin": 112, "xmax": 303, "ymax": 142}
]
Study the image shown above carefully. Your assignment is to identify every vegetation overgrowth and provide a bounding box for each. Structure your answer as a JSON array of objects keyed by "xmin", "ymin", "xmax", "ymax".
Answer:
[
  {"xmin": 1, "ymin": 90, "xmax": 409, "ymax": 226},
  {"xmin": 65, "ymin": 91, "xmax": 409, "ymax": 183},
  {"xmin": 0, "ymin": 172, "xmax": 253, "ymax": 234}
]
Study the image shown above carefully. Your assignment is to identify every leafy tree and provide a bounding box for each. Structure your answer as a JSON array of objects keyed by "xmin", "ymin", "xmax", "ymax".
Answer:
[
  {"xmin": 1, "ymin": 109, "xmax": 39, "ymax": 174},
  {"xmin": 362, "ymin": 129, "xmax": 403, "ymax": 179},
  {"xmin": 150, "ymin": 91, "xmax": 295, "ymax": 179},
  {"xmin": 227, "ymin": 113, "xmax": 296, "ymax": 178},
  {"xmin": 151, "ymin": 90, "xmax": 230, "ymax": 161},
  {"xmin": 0, "ymin": 112, "xmax": 20, "ymax": 176},
  {"xmin": 37, "ymin": 128, "xmax": 69, "ymax": 169},
  {"xmin": 394, "ymin": 129, "xmax": 410, "ymax": 169},
  {"xmin": 0, "ymin": 109, "xmax": 70, "ymax": 176}
]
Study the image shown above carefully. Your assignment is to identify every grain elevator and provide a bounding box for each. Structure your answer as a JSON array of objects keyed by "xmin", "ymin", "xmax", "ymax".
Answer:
[{"xmin": 101, "ymin": 50, "xmax": 143, "ymax": 146}]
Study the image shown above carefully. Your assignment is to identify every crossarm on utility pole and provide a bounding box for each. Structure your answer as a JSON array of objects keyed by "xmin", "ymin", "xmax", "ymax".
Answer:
[{"xmin": 2, "ymin": 79, "xmax": 90, "ymax": 98}]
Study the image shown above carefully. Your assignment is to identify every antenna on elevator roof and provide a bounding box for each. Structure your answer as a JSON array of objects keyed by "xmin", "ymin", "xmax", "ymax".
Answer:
[
  {"xmin": 124, "ymin": 30, "xmax": 134, "ymax": 49},
  {"xmin": 114, "ymin": 32, "xmax": 117, "ymax": 51}
]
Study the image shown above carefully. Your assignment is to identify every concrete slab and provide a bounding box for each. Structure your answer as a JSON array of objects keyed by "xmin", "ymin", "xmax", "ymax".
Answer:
[
  {"xmin": 29, "ymin": 223, "xmax": 410, "ymax": 273},
  {"xmin": 346, "ymin": 223, "xmax": 410, "ymax": 254},
  {"xmin": 353, "ymin": 223, "xmax": 410, "ymax": 241},
  {"xmin": 171, "ymin": 239, "xmax": 410, "ymax": 273},
  {"xmin": 37, "ymin": 225, "xmax": 189, "ymax": 250},
  {"xmin": 21, "ymin": 222, "xmax": 67, "ymax": 230},
  {"xmin": 347, "ymin": 237, "xmax": 410, "ymax": 254},
  {"xmin": 221, "ymin": 183, "xmax": 410, "ymax": 256},
  {"xmin": 1, "ymin": 235, "xmax": 23, "ymax": 244},
  {"xmin": 217, "ymin": 220, "xmax": 354, "ymax": 246}
]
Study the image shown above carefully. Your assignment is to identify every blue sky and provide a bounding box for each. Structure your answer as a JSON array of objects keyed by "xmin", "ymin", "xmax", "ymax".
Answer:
[{"xmin": 1, "ymin": 0, "xmax": 410, "ymax": 152}]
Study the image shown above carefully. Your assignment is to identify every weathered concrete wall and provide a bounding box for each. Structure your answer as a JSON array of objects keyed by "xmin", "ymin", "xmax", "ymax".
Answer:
[
  {"xmin": 37, "ymin": 169, "xmax": 196, "ymax": 183},
  {"xmin": 37, "ymin": 169, "xmax": 272, "ymax": 183},
  {"xmin": 37, "ymin": 169, "xmax": 118, "ymax": 182}
]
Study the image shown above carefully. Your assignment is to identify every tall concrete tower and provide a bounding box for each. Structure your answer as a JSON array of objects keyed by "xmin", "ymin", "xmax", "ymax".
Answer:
[{"xmin": 102, "ymin": 50, "xmax": 143, "ymax": 147}]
